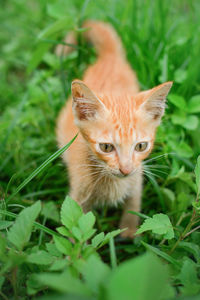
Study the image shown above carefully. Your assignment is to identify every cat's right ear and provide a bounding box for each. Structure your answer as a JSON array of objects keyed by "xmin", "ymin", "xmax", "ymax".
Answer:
[{"xmin": 71, "ymin": 80, "xmax": 106, "ymax": 123}]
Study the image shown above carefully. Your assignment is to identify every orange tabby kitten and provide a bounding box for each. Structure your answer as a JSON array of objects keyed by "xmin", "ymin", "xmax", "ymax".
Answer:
[{"xmin": 56, "ymin": 21, "xmax": 172, "ymax": 238}]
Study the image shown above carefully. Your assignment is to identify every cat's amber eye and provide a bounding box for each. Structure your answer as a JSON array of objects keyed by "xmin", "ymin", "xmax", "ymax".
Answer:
[
  {"xmin": 135, "ymin": 142, "xmax": 148, "ymax": 152},
  {"xmin": 99, "ymin": 143, "xmax": 114, "ymax": 153}
]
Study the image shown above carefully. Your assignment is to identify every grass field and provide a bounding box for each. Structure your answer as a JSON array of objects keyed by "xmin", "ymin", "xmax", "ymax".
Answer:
[{"xmin": 1, "ymin": 0, "xmax": 200, "ymax": 299}]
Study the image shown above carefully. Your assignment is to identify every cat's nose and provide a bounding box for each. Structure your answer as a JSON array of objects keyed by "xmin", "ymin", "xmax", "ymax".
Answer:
[{"xmin": 119, "ymin": 165, "xmax": 133, "ymax": 176}]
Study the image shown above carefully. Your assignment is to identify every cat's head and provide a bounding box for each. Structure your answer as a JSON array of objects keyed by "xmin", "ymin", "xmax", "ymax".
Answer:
[{"xmin": 71, "ymin": 80, "xmax": 172, "ymax": 177}]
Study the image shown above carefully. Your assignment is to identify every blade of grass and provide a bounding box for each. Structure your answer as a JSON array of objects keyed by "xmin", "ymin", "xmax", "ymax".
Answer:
[
  {"xmin": 0, "ymin": 209, "xmax": 59, "ymax": 237},
  {"xmin": 141, "ymin": 241, "xmax": 181, "ymax": 268},
  {"xmin": 128, "ymin": 210, "xmax": 150, "ymax": 219},
  {"xmin": 6, "ymin": 134, "xmax": 78, "ymax": 202},
  {"xmin": 109, "ymin": 237, "xmax": 117, "ymax": 268}
]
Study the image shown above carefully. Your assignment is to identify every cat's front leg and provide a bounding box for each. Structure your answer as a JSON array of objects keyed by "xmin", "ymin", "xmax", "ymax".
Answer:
[
  {"xmin": 119, "ymin": 173, "xmax": 142, "ymax": 238},
  {"xmin": 119, "ymin": 194, "xmax": 141, "ymax": 238}
]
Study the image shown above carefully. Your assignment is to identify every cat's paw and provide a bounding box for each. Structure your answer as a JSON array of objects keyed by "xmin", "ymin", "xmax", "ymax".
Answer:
[{"xmin": 120, "ymin": 227, "xmax": 136, "ymax": 239}]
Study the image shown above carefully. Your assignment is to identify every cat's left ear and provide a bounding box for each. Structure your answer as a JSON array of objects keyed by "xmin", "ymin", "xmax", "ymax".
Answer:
[
  {"xmin": 71, "ymin": 80, "xmax": 107, "ymax": 123},
  {"xmin": 140, "ymin": 81, "xmax": 173, "ymax": 123}
]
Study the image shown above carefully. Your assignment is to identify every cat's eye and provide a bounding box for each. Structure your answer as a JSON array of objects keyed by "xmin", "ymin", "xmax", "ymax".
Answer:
[
  {"xmin": 99, "ymin": 143, "xmax": 114, "ymax": 153},
  {"xmin": 135, "ymin": 142, "xmax": 148, "ymax": 152}
]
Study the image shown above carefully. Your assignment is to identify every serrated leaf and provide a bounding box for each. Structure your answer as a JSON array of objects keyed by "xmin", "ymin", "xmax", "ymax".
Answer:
[
  {"xmin": 91, "ymin": 232, "xmax": 105, "ymax": 248},
  {"xmin": 136, "ymin": 213, "xmax": 174, "ymax": 239},
  {"xmin": 56, "ymin": 226, "xmax": 73, "ymax": 238},
  {"xmin": 46, "ymin": 243, "xmax": 62, "ymax": 257},
  {"xmin": 54, "ymin": 235, "xmax": 72, "ymax": 255},
  {"xmin": 26, "ymin": 250, "xmax": 54, "ymax": 265},
  {"xmin": 99, "ymin": 229, "xmax": 123, "ymax": 248},
  {"xmin": 7, "ymin": 201, "xmax": 41, "ymax": 251},
  {"xmin": 61, "ymin": 196, "xmax": 83, "ymax": 230},
  {"xmin": 71, "ymin": 226, "xmax": 82, "ymax": 241},
  {"xmin": 78, "ymin": 212, "xmax": 96, "ymax": 232},
  {"xmin": 41, "ymin": 201, "xmax": 59, "ymax": 222}
]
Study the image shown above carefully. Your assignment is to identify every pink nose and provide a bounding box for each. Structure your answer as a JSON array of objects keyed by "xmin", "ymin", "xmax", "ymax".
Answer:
[{"xmin": 119, "ymin": 166, "xmax": 133, "ymax": 176}]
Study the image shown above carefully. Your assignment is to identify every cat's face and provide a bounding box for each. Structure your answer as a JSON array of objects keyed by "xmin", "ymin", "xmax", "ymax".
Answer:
[{"xmin": 71, "ymin": 80, "xmax": 172, "ymax": 177}]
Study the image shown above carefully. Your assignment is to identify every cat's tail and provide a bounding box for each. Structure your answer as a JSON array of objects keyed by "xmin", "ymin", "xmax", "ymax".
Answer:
[{"xmin": 56, "ymin": 20, "xmax": 124, "ymax": 58}]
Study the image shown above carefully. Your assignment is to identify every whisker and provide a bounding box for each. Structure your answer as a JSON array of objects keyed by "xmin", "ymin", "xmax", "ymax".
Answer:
[
  {"xmin": 143, "ymin": 166, "xmax": 168, "ymax": 175},
  {"xmin": 143, "ymin": 169, "xmax": 163, "ymax": 179},
  {"xmin": 144, "ymin": 152, "xmax": 176, "ymax": 164}
]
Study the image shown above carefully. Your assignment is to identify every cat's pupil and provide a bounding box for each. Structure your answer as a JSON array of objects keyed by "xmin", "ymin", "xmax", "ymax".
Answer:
[
  {"xmin": 135, "ymin": 142, "xmax": 148, "ymax": 152},
  {"xmin": 99, "ymin": 143, "xmax": 114, "ymax": 153}
]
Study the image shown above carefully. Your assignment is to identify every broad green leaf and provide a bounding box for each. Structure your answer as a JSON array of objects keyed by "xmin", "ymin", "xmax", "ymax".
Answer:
[
  {"xmin": 183, "ymin": 115, "xmax": 199, "ymax": 130},
  {"xmin": 107, "ymin": 252, "xmax": 175, "ymax": 300},
  {"xmin": 195, "ymin": 156, "xmax": 200, "ymax": 195},
  {"xmin": 91, "ymin": 232, "xmax": 105, "ymax": 248},
  {"xmin": 168, "ymin": 94, "xmax": 187, "ymax": 110},
  {"xmin": 136, "ymin": 213, "xmax": 174, "ymax": 239},
  {"xmin": 47, "ymin": 2, "xmax": 76, "ymax": 19},
  {"xmin": 56, "ymin": 226, "xmax": 73, "ymax": 238},
  {"xmin": 26, "ymin": 250, "xmax": 54, "ymax": 265},
  {"xmin": 178, "ymin": 259, "xmax": 200, "ymax": 296},
  {"xmin": 41, "ymin": 201, "xmax": 59, "ymax": 222},
  {"xmin": 82, "ymin": 255, "xmax": 110, "ymax": 293},
  {"xmin": 78, "ymin": 212, "xmax": 96, "ymax": 232},
  {"xmin": 187, "ymin": 95, "xmax": 200, "ymax": 113},
  {"xmin": 46, "ymin": 243, "xmax": 62, "ymax": 257},
  {"xmin": 7, "ymin": 201, "xmax": 41, "ymax": 251},
  {"xmin": 83, "ymin": 229, "xmax": 96, "ymax": 242},
  {"xmin": 28, "ymin": 42, "xmax": 51, "ymax": 73},
  {"xmin": 36, "ymin": 271, "xmax": 91, "ymax": 295},
  {"xmin": 174, "ymin": 69, "xmax": 187, "ymax": 83},
  {"xmin": 61, "ymin": 196, "xmax": 83, "ymax": 230},
  {"xmin": 54, "ymin": 235, "xmax": 72, "ymax": 255},
  {"xmin": 0, "ymin": 209, "xmax": 58, "ymax": 237},
  {"xmin": 71, "ymin": 226, "xmax": 82, "ymax": 241},
  {"xmin": 0, "ymin": 220, "xmax": 13, "ymax": 230},
  {"xmin": 175, "ymin": 142, "xmax": 193, "ymax": 158},
  {"xmin": 171, "ymin": 112, "xmax": 186, "ymax": 126},
  {"xmin": 49, "ymin": 259, "xmax": 68, "ymax": 271}
]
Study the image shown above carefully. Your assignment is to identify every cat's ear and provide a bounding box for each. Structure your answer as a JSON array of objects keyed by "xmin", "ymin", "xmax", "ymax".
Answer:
[
  {"xmin": 71, "ymin": 80, "xmax": 106, "ymax": 122},
  {"xmin": 140, "ymin": 81, "xmax": 173, "ymax": 123}
]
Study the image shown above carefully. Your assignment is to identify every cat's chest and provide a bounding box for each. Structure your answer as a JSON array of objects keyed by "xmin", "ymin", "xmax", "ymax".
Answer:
[{"xmin": 90, "ymin": 175, "xmax": 135, "ymax": 205}]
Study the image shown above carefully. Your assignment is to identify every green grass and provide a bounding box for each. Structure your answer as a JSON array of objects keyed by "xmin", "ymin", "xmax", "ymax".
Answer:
[{"xmin": 1, "ymin": 0, "xmax": 200, "ymax": 299}]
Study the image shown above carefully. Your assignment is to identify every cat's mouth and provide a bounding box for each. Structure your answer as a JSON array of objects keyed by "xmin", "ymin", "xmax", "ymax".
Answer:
[{"xmin": 112, "ymin": 171, "xmax": 134, "ymax": 178}]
